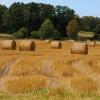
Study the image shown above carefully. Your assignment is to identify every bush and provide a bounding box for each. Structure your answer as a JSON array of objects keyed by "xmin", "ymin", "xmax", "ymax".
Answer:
[
  {"xmin": 94, "ymin": 33, "xmax": 100, "ymax": 40},
  {"xmin": 13, "ymin": 27, "xmax": 29, "ymax": 38},
  {"xmin": 93, "ymin": 24, "xmax": 100, "ymax": 33},
  {"xmin": 31, "ymin": 31, "xmax": 40, "ymax": 39},
  {"xmin": 51, "ymin": 30, "xmax": 61, "ymax": 40}
]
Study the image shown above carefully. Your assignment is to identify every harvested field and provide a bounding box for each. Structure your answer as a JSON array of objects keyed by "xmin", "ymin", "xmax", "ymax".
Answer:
[{"xmin": 0, "ymin": 39, "xmax": 100, "ymax": 99}]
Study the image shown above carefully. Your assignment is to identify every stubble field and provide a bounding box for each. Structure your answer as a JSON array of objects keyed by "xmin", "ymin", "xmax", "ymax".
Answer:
[{"xmin": 0, "ymin": 40, "xmax": 100, "ymax": 100}]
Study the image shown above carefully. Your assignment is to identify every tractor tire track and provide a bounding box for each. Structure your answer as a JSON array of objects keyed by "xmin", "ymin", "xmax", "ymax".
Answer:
[{"xmin": 0, "ymin": 57, "xmax": 22, "ymax": 77}]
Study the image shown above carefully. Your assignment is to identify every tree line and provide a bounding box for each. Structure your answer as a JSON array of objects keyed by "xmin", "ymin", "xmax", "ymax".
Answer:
[{"xmin": 0, "ymin": 2, "xmax": 100, "ymax": 40}]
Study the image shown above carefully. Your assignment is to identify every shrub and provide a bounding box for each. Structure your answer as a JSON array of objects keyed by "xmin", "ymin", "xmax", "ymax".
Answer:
[
  {"xmin": 13, "ymin": 27, "xmax": 29, "ymax": 38},
  {"xmin": 51, "ymin": 30, "xmax": 61, "ymax": 40},
  {"xmin": 31, "ymin": 31, "xmax": 40, "ymax": 39}
]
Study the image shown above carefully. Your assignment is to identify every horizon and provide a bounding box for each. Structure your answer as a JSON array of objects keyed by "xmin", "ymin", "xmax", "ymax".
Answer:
[{"xmin": 0, "ymin": 0, "xmax": 100, "ymax": 17}]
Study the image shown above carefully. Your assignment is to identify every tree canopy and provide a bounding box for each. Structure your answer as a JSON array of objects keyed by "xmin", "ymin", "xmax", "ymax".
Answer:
[{"xmin": 0, "ymin": 2, "xmax": 100, "ymax": 40}]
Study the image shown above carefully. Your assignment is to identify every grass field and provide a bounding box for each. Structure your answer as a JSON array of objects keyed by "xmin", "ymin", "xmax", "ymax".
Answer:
[{"xmin": 0, "ymin": 40, "xmax": 100, "ymax": 100}]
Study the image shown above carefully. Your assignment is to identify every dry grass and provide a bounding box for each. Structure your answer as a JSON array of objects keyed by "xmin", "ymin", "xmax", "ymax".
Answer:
[
  {"xmin": 0, "ymin": 56, "xmax": 17, "ymax": 72},
  {"xmin": 70, "ymin": 76, "xmax": 97, "ymax": 95},
  {"xmin": 0, "ymin": 75, "xmax": 47, "ymax": 93},
  {"xmin": 0, "ymin": 39, "xmax": 99, "ymax": 99}
]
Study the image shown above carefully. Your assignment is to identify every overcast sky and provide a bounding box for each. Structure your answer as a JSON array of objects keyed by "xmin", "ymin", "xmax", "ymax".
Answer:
[{"xmin": 0, "ymin": 0, "xmax": 100, "ymax": 17}]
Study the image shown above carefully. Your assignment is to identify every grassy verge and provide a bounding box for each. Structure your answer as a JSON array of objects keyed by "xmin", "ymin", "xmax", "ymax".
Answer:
[{"xmin": 0, "ymin": 88, "xmax": 100, "ymax": 100}]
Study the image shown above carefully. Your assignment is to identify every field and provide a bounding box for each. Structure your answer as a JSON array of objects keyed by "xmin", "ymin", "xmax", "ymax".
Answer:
[{"xmin": 0, "ymin": 40, "xmax": 100, "ymax": 100}]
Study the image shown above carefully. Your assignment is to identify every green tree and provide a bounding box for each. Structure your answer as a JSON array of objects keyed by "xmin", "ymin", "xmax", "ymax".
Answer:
[
  {"xmin": 9, "ymin": 2, "xmax": 25, "ymax": 33},
  {"xmin": 93, "ymin": 24, "xmax": 100, "ymax": 39},
  {"xmin": 67, "ymin": 19, "xmax": 79, "ymax": 39},
  {"xmin": 93, "ymin": 24, "xmax": 100, "ymax": 33},
  {"xmin": 0, "ymin": 4, "xmax": 8, "ymax": 32},
  {"xmin": 24, "ymin": 2, "xmax": 40, "ymax": 32},
  {"xmin": 2, "ymin": 10, "xmax": 9, "ymax": 33},
  {"xmin": 52, "ymin": 6, "xmax": 76, "ymax": 37},
  {"xmin": 39, "ymin": 19, "xmax": 54, "ymax": 39},
  {"xmin": 80, "ymin": 16, "xmax": 96, "ymax": 31}
]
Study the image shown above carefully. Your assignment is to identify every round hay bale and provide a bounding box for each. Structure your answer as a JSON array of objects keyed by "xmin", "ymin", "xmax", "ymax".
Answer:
[
  {"xmin": 71, "ymin": 42, "xmax": 88, "ymax": 54},
  {"xmin": 68, "ymin": 40, "xmax": 74, "ymax": 42},
  {"xmin": 95, "ymin": 41, "xmax": 100, "ymax": 46},
  {"xmin": 86, "ymin": 40, "xmax": 90, "ymax": 43},
  {"xmin": 19, "ymin": 40, "xmax": 35, "ymax": 51},
  {"xmin": 1, "ymin": 40, "xmax": 16, "ymax": 50},
  {"xmin": 51, "ymin": 41, "xmax": 62, "ymax": 49},
  {"xmin": 45, "ymin": 39, "xmax": 50, "ymax": 43},
  {"xmin": 88, "ymin": 42, "xmax": 95, "ymax": 47}
]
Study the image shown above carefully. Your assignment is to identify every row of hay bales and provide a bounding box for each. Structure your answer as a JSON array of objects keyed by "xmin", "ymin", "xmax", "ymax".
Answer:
[
  {"xmin": 1, "ymin": 40, "xmax": 36, "ymax": 51},
  {"xmin": 0, "ymin": 39, "xmax": 88, "ymax": 54},
  {"xmin": 87, "ymin": 40, "xmax": 100, "ymax": 47},
  {"xmin": 95, "ymin": 41, "xmax": 100, "ymax": 46},
  {"xmin": 1, "ymin": 40, "xmax": 100, "ymax": 55},
  {"xmin": 1, "ymin": 40, "xmax": 62, "ymax": 51}
]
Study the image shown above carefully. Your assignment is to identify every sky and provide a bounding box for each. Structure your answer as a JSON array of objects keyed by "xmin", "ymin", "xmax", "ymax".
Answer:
[{"xmin": 0, "ymin": 0, "xmax": 100, "ymax": 17}]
